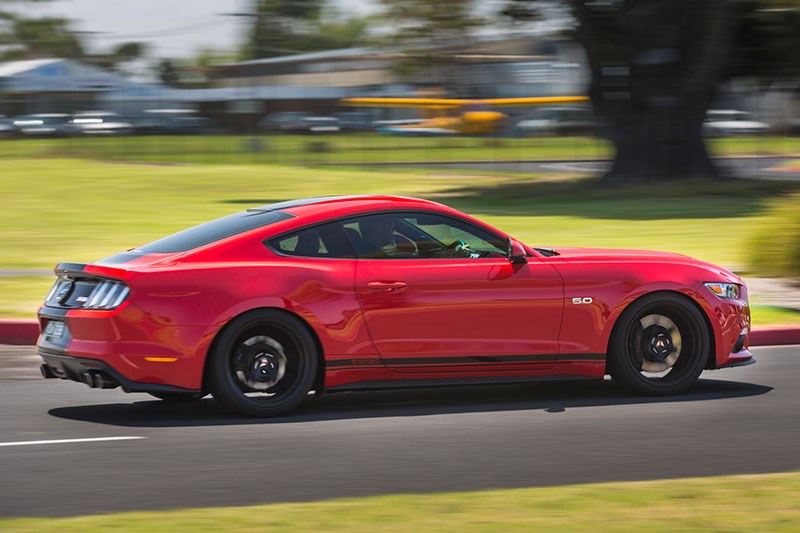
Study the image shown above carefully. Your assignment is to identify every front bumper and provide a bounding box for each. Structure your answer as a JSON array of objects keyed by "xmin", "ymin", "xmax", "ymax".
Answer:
[{"xmin": 696, "ymin": 284, "xmax": 754, "ymax": 369}]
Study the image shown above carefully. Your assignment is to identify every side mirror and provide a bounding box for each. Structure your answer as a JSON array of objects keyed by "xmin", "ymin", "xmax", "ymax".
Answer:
[{"xmin": 506, "ymin": 238, "xmax": 528, "ymax": 264}]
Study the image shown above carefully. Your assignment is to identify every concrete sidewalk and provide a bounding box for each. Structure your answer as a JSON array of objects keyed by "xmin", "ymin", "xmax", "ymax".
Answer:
[{"xmin": 743, "ymin": 277, "xmax": 800, "ymax": 311}]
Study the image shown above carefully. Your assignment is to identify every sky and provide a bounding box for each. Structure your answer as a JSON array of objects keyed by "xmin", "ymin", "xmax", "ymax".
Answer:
[{"xmin": 23, "ymin": 0, "xmax": 379, "ymax": 59}]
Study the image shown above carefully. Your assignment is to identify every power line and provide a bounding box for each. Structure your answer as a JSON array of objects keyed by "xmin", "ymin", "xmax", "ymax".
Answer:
[{"xmin": 77, "ymin": 19, "xmax": 226, "ymax": 40}]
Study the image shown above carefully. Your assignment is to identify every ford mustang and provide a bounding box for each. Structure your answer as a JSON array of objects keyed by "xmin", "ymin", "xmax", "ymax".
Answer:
[{"xmin": 37, "ymin": 195, "xmax": 754, "ymax": 416}]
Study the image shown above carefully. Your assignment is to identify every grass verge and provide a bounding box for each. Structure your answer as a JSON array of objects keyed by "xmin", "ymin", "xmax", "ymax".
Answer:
[
  {"xmin": 748, "ymin": 192, "xmax": 800, "ymax": 278},
  {"xmin": 0, "ymin": 134, "xmax": 798, "ymax": 166},
  {"xmin": 1, "ymin": 471, "xmax": 799, "ymax": 532},
  {"xmin": 2, "ymin": 158, "xmax": 799, "ymax": 319},
  {"xmin": 751, "ymin": 305, "xmax": 800, "ymax": 327},
  {"xmin": 0, "ymin": 276, "xmax": 52, "ymax": 319}
]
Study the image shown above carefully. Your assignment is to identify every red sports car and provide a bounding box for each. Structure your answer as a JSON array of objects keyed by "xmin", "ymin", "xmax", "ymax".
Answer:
[{"xmin": 37, "ymin": 195, "xmax": 754, "ymax": 416}]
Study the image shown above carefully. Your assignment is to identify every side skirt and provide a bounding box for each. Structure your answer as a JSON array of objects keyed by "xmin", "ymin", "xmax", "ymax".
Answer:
[{"xmin": 325, "ymin": 373, "xmax": 600, "ymax": 394}]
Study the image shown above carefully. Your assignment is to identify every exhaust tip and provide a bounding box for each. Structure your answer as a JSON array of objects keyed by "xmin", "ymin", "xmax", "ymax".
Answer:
[
  {"xmin": 92, "ymin": 371, "xmax": 119, "ymax": 389},
  {"xmin": 81, "ymin": 372, "xmax": 95, "ymax": 387}
]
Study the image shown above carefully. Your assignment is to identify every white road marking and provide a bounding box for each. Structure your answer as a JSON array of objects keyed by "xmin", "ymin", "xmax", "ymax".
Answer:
[{"xmin": 0, "ymin": 436, "xmax": 145, "ymax": 448}]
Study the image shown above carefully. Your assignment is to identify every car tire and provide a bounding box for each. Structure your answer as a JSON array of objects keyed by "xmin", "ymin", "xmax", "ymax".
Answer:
[
  {"xmin": 148, "ymin": 391, "xmax": 206, "ymax": 402},
  {"xmin": 608, "ymin": 293, "xmax": 710, "ymax": 395},
  {"xmin": 207, "ymin": 309, "xmax": 318, "ymax": 417}
]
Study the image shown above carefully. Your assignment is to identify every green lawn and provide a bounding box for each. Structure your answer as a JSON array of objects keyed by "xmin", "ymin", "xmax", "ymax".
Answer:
[
  {"xmin": 1, "ymin": 158, "xmax": 799, "ymax": 319},
  {"xmin": 751, "ymin": 305, "xmax": 800, "ymax": 327},
  {"xmin": 2, "ymin": 471, "xmax": 799, "ymax": 532},
  {"xmin": 0, "ymin": 134, "xmax": 798, "ymax": 166},
  {"xmin": 0, "ymin": 134, "xmax": 613, "ymax": 165}
]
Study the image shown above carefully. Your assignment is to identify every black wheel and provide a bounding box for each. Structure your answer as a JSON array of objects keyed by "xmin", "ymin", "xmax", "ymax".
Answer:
[
  {"xmin": 207, "ymin": 309, "xmax": 318, "ymax": 417},
  {"xmin": 608, "ymin": 293, "xmax": 710, "ymax": 395},
  {"xmin": 148, "ymin": 392, "xmax": 206, "ymax": 402}
]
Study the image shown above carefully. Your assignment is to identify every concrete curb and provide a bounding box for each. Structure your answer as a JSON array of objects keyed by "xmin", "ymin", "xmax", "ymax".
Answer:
[{"xmin": 1, "ymin": 319, "xmax": 798, "ymax": 348}]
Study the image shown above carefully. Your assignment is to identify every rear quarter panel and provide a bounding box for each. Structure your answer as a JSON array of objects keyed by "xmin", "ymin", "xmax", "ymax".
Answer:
[{"xmin": 124, "ymin": 259, "xmax": 374, "ymax": 358}]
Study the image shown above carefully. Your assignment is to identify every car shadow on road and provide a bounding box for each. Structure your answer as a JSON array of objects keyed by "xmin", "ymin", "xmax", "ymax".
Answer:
[{"xmin": 47, "ymin": 377, "xmax": 773, "ymax": 428}]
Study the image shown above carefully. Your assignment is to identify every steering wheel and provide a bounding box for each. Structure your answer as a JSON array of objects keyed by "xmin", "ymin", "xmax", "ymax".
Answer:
[{"xmin": 444, "ymin": 239, "xmax": 470, "ymax": 257}]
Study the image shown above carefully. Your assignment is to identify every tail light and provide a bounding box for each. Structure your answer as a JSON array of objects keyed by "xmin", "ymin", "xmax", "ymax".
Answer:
[
  {"xmin": 44, "ymin": 278, "xmax": 129, "ymax": 310},
  {"xmin": 84, "ymin": 280, "xmax": 130, "ymax": 310}
]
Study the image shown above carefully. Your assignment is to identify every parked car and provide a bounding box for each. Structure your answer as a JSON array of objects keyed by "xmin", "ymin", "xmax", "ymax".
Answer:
[
  {"xmin": 259, "ymin": 111, "xmax": 314, "ymax": 132},
  {"xmin": 0, "ymin": 115, "xmax": 15, "ymax": 138},
  {"xmin": 133, "ymin": 109, "xmax": 219, "ymax": 136},
  {"xmin": 334, "ymin": 111, "xmax": 374, "ymax": 132},
  {"xmin": 299, "ymin": 116, "xmax": 341, "ymax": 133},
  {"xmin": 70, "ymin": 111, "xmax": 134, "ymax": 136},
  {"xmin": 12, "ymin": 114, "xmax": 77, "ymax": 137},
  {"xmin": 37, "ymin": 196, "xmax": 753, "ymax": 417},
  {"xmin": 260, "ymin": 112, "xmax": 340, "ymax": 133},
  {"xmin": 514, "ymin": 105, "xmax": 600, "ymax": 137},
  {"xmin": 703, "ymin": 110, "xmax": 769, "ymax": 137}
]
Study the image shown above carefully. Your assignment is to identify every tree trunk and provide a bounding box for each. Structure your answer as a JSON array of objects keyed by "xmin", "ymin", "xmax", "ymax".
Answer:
[{"xmin": 572, "ymin": 0, "xmax": 734, "ymax": 182}]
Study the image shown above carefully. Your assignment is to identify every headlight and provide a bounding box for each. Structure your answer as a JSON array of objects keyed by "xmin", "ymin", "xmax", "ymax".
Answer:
[{"xmin": 704, "ymin": 282, "xmax": 740, "ymax": 300}]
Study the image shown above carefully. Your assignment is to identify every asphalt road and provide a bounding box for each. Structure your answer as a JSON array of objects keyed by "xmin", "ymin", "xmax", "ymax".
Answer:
[
  {"xmin": 364, "ymin": 156, "xmax": 798, "ymax": 180},
  {"xmin": 0, "ymin": 345, "xmax": 798, "ymax": 518}
]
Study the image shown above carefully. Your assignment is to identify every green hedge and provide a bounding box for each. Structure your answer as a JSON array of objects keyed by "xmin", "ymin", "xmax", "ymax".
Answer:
[{"xmin": 750, "ymin": 192, "xmax": 800, "ymax": 278}]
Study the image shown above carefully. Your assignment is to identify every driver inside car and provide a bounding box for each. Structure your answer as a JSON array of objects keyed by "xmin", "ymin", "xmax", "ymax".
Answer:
[{"xmin": 361, "ymin": 218, "xmax": 417, "ymax": 257}]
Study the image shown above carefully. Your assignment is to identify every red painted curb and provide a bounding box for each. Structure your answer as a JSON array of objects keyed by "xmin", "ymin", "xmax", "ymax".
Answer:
[
  {"xmin": 1, "ymin": 319, "xmax": 798, "ymax": 348},
  {"xmin": 0, "ymin": 320, "xmax": 39, "ymax": 346},
  {"xmin": 750, "ymin": 328, "xmax": 800, "ymax": 347}
]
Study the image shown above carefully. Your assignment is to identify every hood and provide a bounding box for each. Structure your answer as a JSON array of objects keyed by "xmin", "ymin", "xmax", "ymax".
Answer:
[
  {"xmin": 551, "ymin": 247, "xmax": 689, "ymax": 261},
  {"xmin": 547, "ymin": 247, "xmax": 742, "ymax": 284}
]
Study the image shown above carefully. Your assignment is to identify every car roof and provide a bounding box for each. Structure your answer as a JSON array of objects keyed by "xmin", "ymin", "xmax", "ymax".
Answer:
[{"xmin": 249, "ymin": 195, "xmax": 449, "ymax": 218}]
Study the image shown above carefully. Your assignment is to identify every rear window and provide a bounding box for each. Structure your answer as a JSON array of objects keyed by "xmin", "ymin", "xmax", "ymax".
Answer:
[{"xmin": 137, "ymin": 210, "xmax": 294, "ymax": 253}]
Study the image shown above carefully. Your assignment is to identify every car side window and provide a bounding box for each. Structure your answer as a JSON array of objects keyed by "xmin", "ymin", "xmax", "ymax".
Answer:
[
  {"xmin": 404, "ymin": 213, "xmax": 506, "ymax": 259},
  {"xmin": 340, "ymin": 215, "xmax": 419, "ymax": 259},
  {"xmin": 269, "ymin": 222, "xmax": 355, "ymax": 258},
  {"xmin": 343, "ymin": 212, "xmax": 506, "ymax": 259}
]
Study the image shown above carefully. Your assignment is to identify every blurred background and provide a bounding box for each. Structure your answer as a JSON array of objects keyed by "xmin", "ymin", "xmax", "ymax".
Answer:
[{"xmin": 0, "ymin": 0, "xmax": 799, "ymax": 323}]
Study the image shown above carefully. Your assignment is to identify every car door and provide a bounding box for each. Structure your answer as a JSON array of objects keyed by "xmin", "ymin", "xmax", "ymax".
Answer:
[
  {"xmin": 268, "ymin": 221, "xmax": 377, "ymax": 362},
  {"xmin": 347, "ymin": 211, "xmax": 565, "ymax": 373}
]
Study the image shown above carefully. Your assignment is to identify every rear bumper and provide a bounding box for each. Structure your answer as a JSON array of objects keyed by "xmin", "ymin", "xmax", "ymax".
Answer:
[
  {"xmin": 37, "ymin": 304, "xmax": 217, "ymax": 390},
  {"xmin": 39, "ymin": 349, "xmax": 202, "ymax": 394}
]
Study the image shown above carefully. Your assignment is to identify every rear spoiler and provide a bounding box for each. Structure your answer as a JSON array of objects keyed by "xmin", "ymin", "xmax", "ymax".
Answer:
[
  {"xmin": 54, "ymin": 263, "xmax": 89, "ymax": 278},
  {"xmin": 54, "ymin": 262, "xmax": 129, "ymax": 282}
]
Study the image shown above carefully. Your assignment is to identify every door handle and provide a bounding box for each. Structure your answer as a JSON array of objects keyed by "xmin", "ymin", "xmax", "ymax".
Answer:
[{"xmin": 367, "ymin": 281, "xmax": 408, "ymax": 292}]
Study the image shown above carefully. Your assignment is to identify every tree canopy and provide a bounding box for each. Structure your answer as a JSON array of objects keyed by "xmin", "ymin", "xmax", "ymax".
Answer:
[
  {"xmin": 244, "ymin": 0, "xmax": 367, "ymax": 59},
  {"xmin": 0, "ymin": 0, "xmax": 146, "ymax": 72},
  {"xmin": 499, "ymin": 0, "xmax": 800, "ymax": 182}
]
